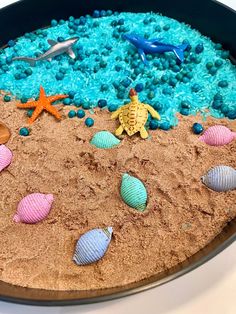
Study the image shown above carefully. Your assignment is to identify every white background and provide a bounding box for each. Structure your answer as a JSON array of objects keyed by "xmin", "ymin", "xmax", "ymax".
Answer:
[{"xmin": 0, "ymin": 0, "xmax": 235, "ymax": 313}]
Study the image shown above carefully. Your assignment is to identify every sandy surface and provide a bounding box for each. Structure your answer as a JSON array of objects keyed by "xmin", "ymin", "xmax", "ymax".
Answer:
[{"xmin": 0, "ymin": 96, "xmax": 235, "ymax": 291}]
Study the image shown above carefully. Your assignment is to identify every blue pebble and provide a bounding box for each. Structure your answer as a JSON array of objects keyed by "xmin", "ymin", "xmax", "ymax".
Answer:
[
  {"xmin": 56, "ymin": 72, "xmax": 64, "ymax": 80},
  {"xmin": 191, "ymin": 83, "xmax": 201, "ymax": 92},
  {"xmin": 215, "ymin": 59, "xmax": 223, "ymax": 67},
  {"xmin": 209, "ymin": 66, "xmax": 217, "ymax": 75},
  {"xmin": 160, "ymin": 121, "xmax": 171, "ymax": 130},
  {"xmin": 149, "ymin": 119, "xmax": 159, "ymax": 130},
  {"xmin": 93, "ymin": 10, "xmax": 100, "ymax": 18},
  {"xmin": 180, "ymin": 108, "xmax": 190, "ymax": 116},
  {"xmin": 68, "ymin": 110, "xmax": 76, "ymax": 118},
  {"xmin": 19, "ymin": 127, "xmax": 30, "ymax": 136},
  {"xmin": 100, "ymin": 10, "xmax": 106, "ymax": 17},
  {"xmin": 118, "ymin": 18, "xmax": 125, "ymax": 25},
  {"xmin": 51, "ymin": 19, "xmax": 58, "ymax": 27},
  {"xmin": 3, "ymin": 95, "xmax": 11, "ymax": 102},
  {"xmin": 181, "ymin": 100, "xmax": 191, "ymax": 109},
  {"xmin": 85, "ymin": 117, "xmax": 94, "ymax": 127},
  {"xmin": 21, "ymin": 96, "xmax": 28, "ymax": 103},
  {"xmin": 77, "ymin": 109, "xmax": 85, "ymax": 118},
  {"xmin": 212, "ymin": 99, "xmax": 223, "ymax": 109},
  {"xmin": 68, "ymin": 91, "xmax": 76, "ymax": 99},
  {"xmin": 108, "ymin": 104, "xmax": 118, "ymax": 112},
  {"xmin": 195, "ymin": 43, "xmax": 204, "ymax": 54},
  {"xmin": 27, "ymin": 109, "xmax": 34, "ymax": 117},
  {"xmin": 214, "ymin": 92, "xmax": 223, "ymax": 100},
  {"xmin": 121, "ymin": 78, "xmax": 132, "ymax": 88},
  {"xmin": 25, "ymin": 68, "xmax": 33, "ymax": 76},
  {"xmin": 98, "ymin": 99, "xmax": 107, "ymax": 108},
  {"xmin": 82, "ymin": 102, "xmax": 91, "ymax": 110},
  {"xmin": 221, "ymin": 105, "xmax": 229, "ymax": 115},
  {"xmin": 135, "ymin": 83, "xmax": 144, "ymax": 92},
  {"xmin": 63, "ymin": 98, "xmax": 72, "ymax": 106},
  {"xmin": 227, "ymin": 110, "xmax": 236, "ymax": 119},
  {"xmin": 218, "ymin": 80, "xmax": 228, "ymax": 88},
  {"xmin": 8, "ymin": 40, "xmax": 15, "ymax": 47},
  {"xmin": 162, "ymin": 87, "xmax": 172, "ymax": 95},
  {"xmin": 192, "ymin": 123, "xmax": 204, "ymax": 134},
  {"xmin": 57, "ymin": 36, "xmax": 64, "ymax": 42},
  {"xmin": 74, "ymin": 99, "xmax": 81, "ymax": 107}
]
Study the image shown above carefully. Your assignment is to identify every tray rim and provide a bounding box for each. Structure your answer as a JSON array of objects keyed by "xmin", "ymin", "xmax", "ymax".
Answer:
[{"xmin": 0, "ymin": 0, "xmax": 235, "ymax": 306}]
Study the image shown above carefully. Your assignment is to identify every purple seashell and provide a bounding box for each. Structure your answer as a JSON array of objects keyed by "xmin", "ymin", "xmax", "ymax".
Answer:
[{"xmin": 0, "ymin": 144, "xmax": 13, "ymax": 172}]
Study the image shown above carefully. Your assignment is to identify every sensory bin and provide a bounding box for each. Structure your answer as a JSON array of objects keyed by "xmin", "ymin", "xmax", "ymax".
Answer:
[{"xmin": 0, "ymin": 10, "xmax": 235, "ymax": 291}]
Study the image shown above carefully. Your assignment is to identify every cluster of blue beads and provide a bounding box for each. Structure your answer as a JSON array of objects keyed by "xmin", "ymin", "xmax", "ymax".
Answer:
[{"xmin": 0, "ymin": 11, "xmax": 235, "ymax": 132}]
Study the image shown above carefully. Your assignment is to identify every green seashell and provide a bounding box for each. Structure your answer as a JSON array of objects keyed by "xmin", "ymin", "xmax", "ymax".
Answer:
[
  {"xmin": 90, "ymin": 131, "xmax": 120, "ymax": 149},
  {"xmin": 120, "ymin": 173, "xmax": 147, "ymax": 212}
]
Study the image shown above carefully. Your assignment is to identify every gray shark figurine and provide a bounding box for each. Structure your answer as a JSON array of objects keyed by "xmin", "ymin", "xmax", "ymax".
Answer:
[{"xmin": 12, "ymin": 37, "xmax": 79, "ymax": 66}]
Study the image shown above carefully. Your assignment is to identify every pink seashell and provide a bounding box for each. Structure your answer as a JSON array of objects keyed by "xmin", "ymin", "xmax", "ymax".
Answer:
[
  {"xmin": 0, "ymin": 144, "xmax": 13, "ymax": 172},
  {"xmin": 199, "ymin": 125, "xmax": 236, "ymax": 146},
  {"xmin": 13, "ymin": 193, "xmax": 54, "ymax": 224}
]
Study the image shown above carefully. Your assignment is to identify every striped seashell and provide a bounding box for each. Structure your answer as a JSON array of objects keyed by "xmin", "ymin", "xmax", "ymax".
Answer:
[
  {"xmin": 201, "ymin": 165, "xmax": 236, "ymax": 192},
  {"xmin": 0, "ymin": 144, "xmax": 13, "ymax": 172},
  {"xmin": 13, "ymin": 193, "xmax": 54, "ymax": 224},
  {"xmin": 90, "ymin": 131, "xmax": 120, "ymax": 149},
  {"xmin": 73, "ymin": 227, "xmax": 113, "ymax": 265},
  {"xmin": 199, "ymin": 125, "xmax": 236, "ymax": 146},
  {"xmin": 120, "ymin": 173, "xmax": 147, "ymax": 211}
]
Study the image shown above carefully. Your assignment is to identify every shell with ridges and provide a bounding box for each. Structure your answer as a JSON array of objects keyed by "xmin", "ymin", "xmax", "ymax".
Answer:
[
  {"xmin": 13, "ymin": 193, "xmax": 54, "ymax": 224},
  {"xmin": 199, "ymin": 125, "xmax": 236, "ymax": 146},
  {"xmin": 201, "ymin": 165, "xmax": 236, "ymax": 192},
  {"xmin": 120, "ymin": 173, "xmax": 147, "ymax": 211},
  {"xmin": 90, "ymin": 131, "xmax": 120, "ymax": 149},
  {"xmin": 0, "ymin": 122, "xmax": 11, "ymax": 144},
  {"xmin": 73, "ymin": 227, "xmax": 113, "ymax": 265},
  {"xmin": 0, "ymin": 144, "xmax": 13, "ymax": 172}
]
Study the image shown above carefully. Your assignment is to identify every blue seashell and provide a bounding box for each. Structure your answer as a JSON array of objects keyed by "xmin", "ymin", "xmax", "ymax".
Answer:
[
  {"xmin": 120, "ymin": 173, "xmax": 147, "ymax": 211},
  {"xmin": 73, "ymin": 227, "xmax": 113, "ymax": 265},
  {"xmin": 90, "ymin": 131, "xmax": 120, "ymax": 149},
  {"xmin": 201, "ymin": 165, "xmax": 236, "ymax": 192}
]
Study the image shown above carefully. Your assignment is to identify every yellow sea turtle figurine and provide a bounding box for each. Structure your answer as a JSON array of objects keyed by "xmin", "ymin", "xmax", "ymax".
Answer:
[{"xmin": 111, "ymin": 88, "xmax": 161, "ymax": 139}]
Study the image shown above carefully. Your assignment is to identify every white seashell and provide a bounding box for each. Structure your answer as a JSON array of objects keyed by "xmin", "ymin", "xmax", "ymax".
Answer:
[{"xmin": 201, "ymin": 165, "xmax": 236, "ymax": 192}]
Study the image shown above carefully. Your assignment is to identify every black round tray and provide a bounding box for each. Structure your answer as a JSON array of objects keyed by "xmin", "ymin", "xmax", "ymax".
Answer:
[{"xmin": 0, "ymin": 0, "xmax": 235, "ymax": 306}]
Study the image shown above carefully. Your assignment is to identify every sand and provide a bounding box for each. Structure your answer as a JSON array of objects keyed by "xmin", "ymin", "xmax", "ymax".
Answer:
[{"xmin": 0, "ymin": 97, "xmax": 235, "ymax": 291}]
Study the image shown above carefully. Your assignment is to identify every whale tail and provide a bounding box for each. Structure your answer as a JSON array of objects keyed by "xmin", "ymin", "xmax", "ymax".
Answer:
[
  {"xmin": 173, "ymin": 43, "xmax": 188, "ymax": 62},
  {"xmin": 12, "ymin": 57, "xmax": 37, "ymax": 67}
]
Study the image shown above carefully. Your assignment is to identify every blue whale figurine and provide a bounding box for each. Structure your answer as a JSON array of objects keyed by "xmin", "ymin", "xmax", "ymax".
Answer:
[{"xmin": 123, "ymin": 33, "xmax": 188, "ymax": 64}]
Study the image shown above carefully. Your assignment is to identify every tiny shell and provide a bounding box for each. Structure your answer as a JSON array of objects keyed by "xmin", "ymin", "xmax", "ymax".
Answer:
[
  {"xmin": 0, "ymin": 144, "xmax": 13, "ymax": 172},
  {"xmin": 90, "ymin": 131, "xmax": 120, "ymax": 149},
  {"xmin": 13, "ymin": 193, "xmax": 54, "ymax": 224},
  {"xmin": 199, "ymin": 125, "xmax": 236, "ymax": 146},
  {"xmin": 73, "ymin": 227, "xmax": 113, "ymax": 265},
  {"xmin": 201, "ymin": 165, "xmax": 236, "ymax": 192},
  {"xmin": 120, "ymin": 173, "xmax": 147, "ymax": 211}
]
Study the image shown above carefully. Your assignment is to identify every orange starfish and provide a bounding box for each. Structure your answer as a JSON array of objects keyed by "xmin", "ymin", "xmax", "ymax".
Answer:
[{"xmin": 17, "ymin": 86, "xmax": 68, "ymax": 124}]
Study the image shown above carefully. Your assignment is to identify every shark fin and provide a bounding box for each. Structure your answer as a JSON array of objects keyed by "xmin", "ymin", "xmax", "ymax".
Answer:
[
  {"xmin": 138, "ymin": 48, "xmax": 148, "ymax": 66},
  {"xmin": 47, "ymin": 39, "xmax": 57, "ymax": 46},
  {"xmin": 67, "ymin": 48, "xmax": 76, "ymax": 59},
  {"xmin": 12, "ymin": 57, "xmax": 37, "ymax": 67},
  {"xmin": 173, "ymin": 44, "xmax": 188, "ymax": 62}
]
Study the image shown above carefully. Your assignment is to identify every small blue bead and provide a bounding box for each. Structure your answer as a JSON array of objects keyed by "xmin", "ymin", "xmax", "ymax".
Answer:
[
  {"xmin": 195, "ymin": 43, "xmax": 204, "ymax": 54},
  {"xmin": 227, "ymin": 110, "xmax": 236, "ymax": 119},
  {"xmin": 221, "ymin": 51, "xmax": 229, "ymax": 59},
  {"xmin": 93, "ymin": 10, "xmax": 100, "ymax": 18},
  {"xmin": 21, "ymin": 96, "xmax": 28, "ymax": 103},
  {"xmin": 221, "ymin": 105, "xmax": 229, "ymax": 115},
  {"xmin": 82, "ymin": 102, "xmax": 91, "ymax": 110},
  {"xmin": 192, "ymin": 123, "xmax": 204, "ymax": 134},
  {"xmin": 191, "ymin": 83, "xmax": 201, "ymax": 92},
  {"xmin": 63, "ymin": 98, "xmax": 72, "ymax": 106},
  {"xmin": 27, "ymin": 109, "xmax": 34, "ymax": 117},
  {"xmin": 214, "ymin": 92, "xmax": 223, "ymax": 100},
  {"xmin": 85, "ymin": 117, "xmax": 94, "ymax": 127},
  {"xmin": 135, "ymin": 83, "xmax": 144, "ymax": 92},
  {"xmin": 74, "ymin": 99, "xmax": 81, "ymax": 107},
  {"xmin": 162, "ymin": 87, "xmax": 172, "ymax": 95},
  {"xmin": 160, "ymin": 121, "xmax": 171, "ymax": 130},
  {"xmin": 100, "ymin": 10, "xmax": 106, "ymax": 17},
  {"xmin": 98, "ymin": 99, "xmax": 107, "ymax": 108},
  {"xmin": 68, "ymin": 91, "xmax": 76, "ymax": 99},
  {"xmin": 163, "ymin": 24, "xmax": 170, "ymax": 31},
  {"xmin": 25, "ymin": 68, "xmax": 33, "ymax": 76},
  {"xmin": 180, "ymin": 108, "xmax": 190, "ymax": 116},
  {"xmin": 108, "ymin": 104, "xmax": 118, "ymax": 112},
  {"xmin": 56, "ymin": 73, "xmax": 64, "ymax": 80},
  {"xmin": 19, "ymin": 127, "xmax": 30, "ymax": 136},
  {"xmin": 181, "ymin": 100, "xmax": 191, "ymax": 109},
  {"xmin": 215, "ymin": 59, "xmax": 223, "ymax": 67},
  {"xmin": 209, "ymin": 66, "xmax": 217, "ymax": 75},
  {"xmin": 118, "ymin": 18, "xmax": 125, "ymax": 25},
  {"xmin": 149, "ymin": 119, "xmax": 159, "ymax": 130},
  {"xmin": 212, "ymin": 100, "xmax": 223, "ymax": 109},
  {"xmin": 121, "ymin": 78, "xmax": 131, "ymax": 88},
  {"xmin": 218, "ymin": 80, "xmax": 228, "ymax": 88},
  {"xmin": 8, "ymin": 40, "xmax": 16, "ymax": 47},
  {"xmin": 3, "ymin": 95, "xmax": 11, "ymax": 102},
  {"xmin": 51, "ymin": 19, "xmax": 58, "ymax": 27},
  {"xmin": 57, "ymin": 36, "xmax": 64, "ymax": 42},
  {"xmin": 68, "ymin": 110, "xmax": 76, "ymax": 118},
  {"xmin": 77, "ymin": 109, "xmax": 85, "ymax": 118}
]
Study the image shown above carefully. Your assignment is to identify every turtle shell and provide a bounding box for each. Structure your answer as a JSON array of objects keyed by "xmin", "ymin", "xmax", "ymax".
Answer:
[{"xmin": 119, "ymin": 102, "xmax": 148, "ymax": 136}]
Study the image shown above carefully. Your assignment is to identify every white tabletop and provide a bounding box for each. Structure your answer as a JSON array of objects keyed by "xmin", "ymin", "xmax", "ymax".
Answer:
[{"xmin": 0, "ymin": 0, "xmax": 236, "ymax": 313}]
